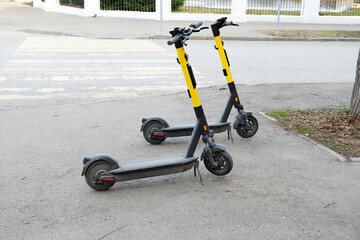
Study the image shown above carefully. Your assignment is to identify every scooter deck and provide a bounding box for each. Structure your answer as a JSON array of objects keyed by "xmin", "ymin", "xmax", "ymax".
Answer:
[
  {"xmin": 163, "ymin": 121, "xmax": 230, "ymax": 137},
  {"xmin": 109, "ymin": 155, "xmax": 198, "ymax": 182}
]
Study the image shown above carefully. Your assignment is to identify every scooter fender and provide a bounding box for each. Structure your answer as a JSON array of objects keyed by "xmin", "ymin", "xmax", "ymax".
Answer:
[
  {"xmin": 201, "ymin": 143, "xmax": 226, "ymax": 162},
  {"xmin": 81, "ymin": 155, "xmax": 119, "ymax": 176},
  {"xmin": 140, "ymin": 117, "xmax": 170, "ymax": 132},
  {"xmin": 211, "ymin": 143, "xmax": 226, "ymax": 153},
  {"xmin": 233, "ymin": 111, "xmax": 253, "ymax": 129}
]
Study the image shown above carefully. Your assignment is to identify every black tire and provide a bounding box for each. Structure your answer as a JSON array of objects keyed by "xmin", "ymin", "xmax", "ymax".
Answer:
[
  {"xmin": 203, "ymin": 150, "xmax": 233, "ymax": 176},
  {"xmin": 236, "ymin": 115, "xmax": 258, "ymax": 138},
  {"xmin": 143, "ymin": 120, "xmax": 166, "ymax": 145},
  {"xmin": 85, "ymin": 161, "xmax": 114, "ymax": 191}
]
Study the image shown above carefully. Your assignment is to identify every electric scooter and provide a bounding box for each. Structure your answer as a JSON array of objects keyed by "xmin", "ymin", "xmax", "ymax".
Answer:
[
  {"xmin": 140, "ymin": 17, "xmax": 258, "ymax": 145},
  {"xmin": 81, "ymin": 22, "xmax": 233, "ymax": 191}
]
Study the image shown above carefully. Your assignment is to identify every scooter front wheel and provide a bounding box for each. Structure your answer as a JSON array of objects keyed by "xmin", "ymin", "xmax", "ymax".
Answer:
[
  {"xmin": 203, "ymin": 150, "xmax": 233, "ymax": 176},
  {"xmin": 85, "ymin": 161, "xmax": 114, "ymax": 191},
  {"xmin": 143, "ymin": 120, "xmax": 166, "ymax": 145},
  {"xmin": 236, "ymin": 115, "xmax": 258, "ymax": 138}
]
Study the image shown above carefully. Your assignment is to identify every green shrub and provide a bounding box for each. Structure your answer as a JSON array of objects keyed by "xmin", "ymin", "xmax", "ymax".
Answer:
[
  {"xmin": 60, "ymin": 0, "xmax": 84, "ymax": 8},
  {"xmin": 172, "ymin": 0, "xmax": 185, "ymax": 11}
]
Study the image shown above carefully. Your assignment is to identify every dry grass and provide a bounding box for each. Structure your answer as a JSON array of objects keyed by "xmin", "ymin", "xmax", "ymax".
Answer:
[
  {"xmin": 260, "ymin": 30, "xmax": 360, "ymax": 38},
  {"xmin": 267, "ymin": 109, "xmax": 360, "ymax": 158}
]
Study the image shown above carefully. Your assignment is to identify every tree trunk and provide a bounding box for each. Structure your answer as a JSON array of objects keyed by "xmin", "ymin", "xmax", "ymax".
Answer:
[{"xmin": 350, "ymin": 49, "xmax": 360, "ymax": 119}]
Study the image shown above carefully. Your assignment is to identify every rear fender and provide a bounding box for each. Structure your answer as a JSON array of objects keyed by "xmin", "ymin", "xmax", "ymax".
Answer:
[
  {"xmin": 81, "ymin": 155, "xmax": 119, "ymax": 176},
  {"xmin": 140, "ymin": 117, "xmax": 170, "ymax": 132}
]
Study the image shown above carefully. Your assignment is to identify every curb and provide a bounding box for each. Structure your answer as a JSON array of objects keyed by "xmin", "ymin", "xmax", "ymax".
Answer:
[{"xmin": 150, "ymin": 34, "xmax": 360, "ymax": 42}]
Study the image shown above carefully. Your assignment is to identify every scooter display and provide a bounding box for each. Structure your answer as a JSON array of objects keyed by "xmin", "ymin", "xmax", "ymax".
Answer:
[
  {"xmin": 140, "ymin": 17, "xmax": 258, "ymax": 145},
  {"xmin": 81, "ymin": 22, "xmax": 233, "ymax": 191}
]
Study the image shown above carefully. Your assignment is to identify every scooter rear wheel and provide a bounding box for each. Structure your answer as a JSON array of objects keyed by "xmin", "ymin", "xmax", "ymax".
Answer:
[
  {"xmin": 85, "ymin": 161, "xmax": 114, "ymax": 191},
  {"xmin": 203, "ymin": 150, "xmax": 233, "ymax": 176},
  {"xmin": 143, "ymin": 120, "xmax": 166, "ymax": 145},
  {"xmin": 236, "ymin": 115, "xmax": 258, "ymax": 138}
]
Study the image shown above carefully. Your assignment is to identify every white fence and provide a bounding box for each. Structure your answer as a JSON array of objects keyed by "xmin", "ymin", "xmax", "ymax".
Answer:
[{"xmin": 33, "ymin": 0, "xmax": 360, "ymax": 24}]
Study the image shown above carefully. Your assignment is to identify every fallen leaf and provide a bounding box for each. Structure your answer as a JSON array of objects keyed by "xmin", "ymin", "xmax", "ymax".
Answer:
[{"xmin": 324, "ymin": 201, "xmax": 336, "ymax": 208}]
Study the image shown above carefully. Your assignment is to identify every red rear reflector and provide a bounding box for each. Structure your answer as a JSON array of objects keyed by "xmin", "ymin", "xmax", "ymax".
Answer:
[
  {"xmin": 102, "ymin": 177, "xmax": 115, "ymax": 181},
  {"xmin": 155, "ymin": 133, "xmax": 165, "ymax": 136},
  {"xmin": 82, "ymin": 159, "xmax": 84, "ymax": 165}
]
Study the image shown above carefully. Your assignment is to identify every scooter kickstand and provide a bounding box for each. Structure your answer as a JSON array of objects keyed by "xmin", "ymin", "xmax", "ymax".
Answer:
[
  {"xmin": 194, "ymin": 162, "xmax": 204, "ymax": 185},
  {"xmin": 227, "ymin": 126, "xmax": 233, "ymax": 143}
]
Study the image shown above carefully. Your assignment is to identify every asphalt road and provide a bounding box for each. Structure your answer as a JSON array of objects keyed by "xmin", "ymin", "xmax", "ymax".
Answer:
[{"xmin": 0, "ymin": 32, "xmax": 359, "ymax": 109}]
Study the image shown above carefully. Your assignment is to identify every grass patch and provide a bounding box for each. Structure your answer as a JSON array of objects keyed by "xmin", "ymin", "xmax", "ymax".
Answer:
[
  {"xmin": 247, "ymin": 10, "xmax": 300, "ymax": 16},
  {"xmin": 268, "ymin": 110, "xmax": 290, "ymax": 121},
  {"xmin": 267, "ymin": 108, "xmax": 360, "ymax": 158},
  {"xmin": 172, "ymin": 6, "xmax": 231, "ymax": 14},
  {"xmin": 320, "ymin": 8, "xmax": 360, "ymax": 16},
  {"xmin": 260, "ymin": 30, "xmax": 360, "ymax": 38}
]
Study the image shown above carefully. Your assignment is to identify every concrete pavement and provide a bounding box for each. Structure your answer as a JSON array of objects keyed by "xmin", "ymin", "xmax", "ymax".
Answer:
[{"xmin": 1, "ymin": 83, "xmax": 360, "ymax": 239}]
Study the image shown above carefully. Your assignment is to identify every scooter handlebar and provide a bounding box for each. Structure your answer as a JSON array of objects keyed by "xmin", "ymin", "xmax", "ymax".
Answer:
[
  {"xmin": 190, "ymin": 21, "xmax": 203, "ymax": 29},
  {"xmin": 168, "ymin": 22, "xmax": 208, "ymax": 45},
  {"xmin": 167, "ymin": 35, "xmax": 181, "ymax": 45},
  {"xmin": 224, "ymin": 21, "xmax": 239, "ymax": 27}
]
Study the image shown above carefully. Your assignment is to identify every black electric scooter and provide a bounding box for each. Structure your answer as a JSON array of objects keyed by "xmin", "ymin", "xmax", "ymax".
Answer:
[
  {"xmin": 140, "ymin": 17, "xmax": 258, "ymax": 145},
  {"xmin": 81, "ymin": 23, "xmax": 233, "ymax": 191}
]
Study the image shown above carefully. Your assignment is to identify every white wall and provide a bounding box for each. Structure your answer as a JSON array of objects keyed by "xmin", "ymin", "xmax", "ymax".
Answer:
[{"xmin": 32, "ymin": 0, "xmax": 360, "ymax": 24}]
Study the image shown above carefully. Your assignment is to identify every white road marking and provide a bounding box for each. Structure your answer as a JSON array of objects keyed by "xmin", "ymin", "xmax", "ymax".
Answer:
[
  {"xmin": 7, "ymin": 59, "xmax": 175, "ymax": 64},
  {"xmin": 37, "ymin": 88, "xmax": 64, "ymax": 93},
  {"xmin": 52, "ymin": 76, "xmax": 69, "ymax": 81},
  {"xmin": 0, "ymin": 88, "xmax": 31, "ymax": 92},
  {"xmin": 24, "ymin": 77, "xmax": 41, "ymax": 81},
  {"xmin": 0, "ymin": 37, "xmax": 208, "ymax": 101},
  {"xmin": 17, "ymin": 38, "xmax": 166, "ymax": 52},
  {"xmin": 0, "ymin": 92, "xmax": 138, "ymax": 100}
]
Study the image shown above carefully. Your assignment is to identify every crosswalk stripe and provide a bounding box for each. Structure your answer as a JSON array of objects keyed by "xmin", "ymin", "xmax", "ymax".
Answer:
[
  {"xmin": 3, "ymin": 67, "xmax": 182, "ymax": 72},
  {"xmin": 2, "ymin": 70, "xmax": 193, "ymax": 76},
  {"xmin": 0, "ymin": 88, "xmax": 31, "ymax": 92},
  {"xmin": 37, "ymin": 88, "xmax": 65, "ymax": 93},
  {"xmin": 0, "ymin": 36, "xmax": 207, "ymax": 100},
  {"xmin": 17, "ymin": 48, "xmax": 166, "ymax": 52},
  {"xmin": 7, "ymin": 59, "xmax": 175, "ymax": 64},
  {"xmin": 17, "ymin": 38, "xmax": 166, "ymax": 52},
  {"xmin": 0, "ymin": 92, "xmax": 138, "ymax": 100}
]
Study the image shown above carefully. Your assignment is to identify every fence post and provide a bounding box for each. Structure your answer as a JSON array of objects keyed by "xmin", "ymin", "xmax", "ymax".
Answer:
[
  {"xmin": 276, "ymin": 0, "xmax": 282, "ymax": 37},
  {"xmin": 158, "ymin": 0, "xmax": 171, "ymax": 21},
  {"xmin": 84, "ymin": 0, "xmax": 100, "ymax": 16},
  {"xmin": 45, "ymin": 0, "xmax": 58, "ymax": 11},
  {"xmin": 231, "ymin": 0, "xmax": 246, "ymax": 22},
  {"xmin": 302, "ymin": 0, "xmax": 320, "ymax": 23}
]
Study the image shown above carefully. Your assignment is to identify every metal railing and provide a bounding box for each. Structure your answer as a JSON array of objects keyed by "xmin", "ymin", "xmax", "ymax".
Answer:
[
  {"xmin": 319, "ymin": 0, "xmax": 360, "ymax": 16},
  {"xmin": 59, "ymin": 0, "xmax": 84, "ymax": 8},
  {"xmin": 171, "ymin": 0, "xmax": 231, "ymax": 14},
  {"xmin": 100, "ymin": 0, "xmax": 156, "ymax": 12},
  {"xmin": 247, "ymin": 0, "xmax": 302, "ymax": 16}
]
